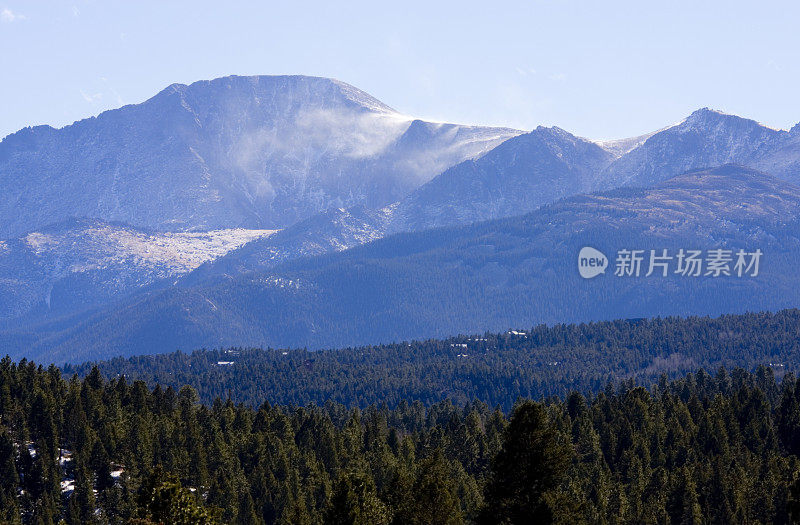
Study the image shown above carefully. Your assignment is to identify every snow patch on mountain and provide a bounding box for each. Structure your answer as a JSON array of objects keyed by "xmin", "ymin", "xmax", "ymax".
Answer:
[
  {"xmin": 0, "ymin": 220, "xmax": 276, "ymax": 320},
  {"xmin": 20, "ymin": 223, "xmax": 276, "ymax": 274},
  {"xmin": 593, "ymin": 128, "xmax": 663, "ymax": 157}
]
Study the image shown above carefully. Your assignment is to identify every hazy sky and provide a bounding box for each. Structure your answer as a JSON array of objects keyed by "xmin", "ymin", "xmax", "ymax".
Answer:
[{"xmin": 1, "ymin": 0, "xmax": 798, "ymax": 140}]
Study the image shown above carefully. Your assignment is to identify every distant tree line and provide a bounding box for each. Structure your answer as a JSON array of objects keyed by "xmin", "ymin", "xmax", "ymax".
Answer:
[{"xmin": 65, "ymin": 309, "xmax": 800, "ymax": 410}]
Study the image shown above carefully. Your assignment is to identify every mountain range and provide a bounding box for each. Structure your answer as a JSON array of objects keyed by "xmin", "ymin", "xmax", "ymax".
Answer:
[
  {"xmin": 9, "ymin": 165, "xmax": 800, "ymax": 363},
  {"xmin": 0, "ymin": 75, "xmax": 519, "ymax": 238},
  {"xmin": 2, "ymin": 74, "xmax": 800, "ymax": 363},
  {"xmin": 177, "ymin": 107, "xmax": 800, "ymax": 281}
]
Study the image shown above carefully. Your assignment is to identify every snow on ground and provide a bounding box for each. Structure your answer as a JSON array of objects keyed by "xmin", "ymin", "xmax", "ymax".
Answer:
[
  {"xmin": 61, "ymin": 479, "xmax": 75, "ymax": 494},
  {"xmin": 592, "ymin": 127, "xmax": 666, "ymax": 157},
  {"xmin": 23, "ymin": 225, "xmax": 278, "ymax": 274},
  {"xmin": 261, "ymin": 276, "xmax": 302, "ymax": 289}
]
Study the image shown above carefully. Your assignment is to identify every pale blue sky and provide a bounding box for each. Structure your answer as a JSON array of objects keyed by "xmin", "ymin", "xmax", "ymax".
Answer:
[{"xmin": 1, "ymin": 0, "xmax": 798, "ymax": 141}]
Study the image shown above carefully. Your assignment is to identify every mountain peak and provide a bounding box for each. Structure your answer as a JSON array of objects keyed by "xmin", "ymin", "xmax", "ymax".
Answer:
[
  {"xmin": 680, "ymin": 107, "xmax": 791, "ymax": 134},
  {"xmin": 534, "ymin": 125, "xmax": 570, "ymax": 135},
  {"xmin": 682, "ymin": 107, "xmax": 739, "ymax": 126},
  {"xmin": 149, "ymin": 74, "xmax": 398, "ymax": 115},
  {"xmin": 595, "ymin": 107, "xmax": 795, "ymax": 190},
  {"xmin": 689, "ymin": 106, "xmax": 726, "ymax": 117},
  {"xmin": 531, "ymin": 125, "xmax": 589, "ymax": 146}
]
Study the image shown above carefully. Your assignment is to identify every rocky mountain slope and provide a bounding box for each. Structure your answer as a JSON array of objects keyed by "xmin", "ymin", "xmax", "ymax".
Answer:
[
  {"xmin": 598, "ymin": 108, "xmax": 800, "ymax": 188},
  {"xmin": 0, "ymin": 75, "xmax": 520, "ymax": 238},
  {"xmin": 387, "ymin": 125, "xmax": 615, "ymax": 231},
  {"xmin": 182, "ymin": 206, "xmax": 393, "ymax": 284}
]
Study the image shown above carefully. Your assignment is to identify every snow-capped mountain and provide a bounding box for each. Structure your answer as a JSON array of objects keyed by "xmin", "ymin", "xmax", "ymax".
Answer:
[
  {"xmin": 386, "ymin": 108, "xmax": 800, "ymax": 232},
  {"xmin": 598, "ymin": 108, "xmax": 800, "ymax": 188},
  {"xmin": 166, "ymin": 108, "xmax": 800, "ymax": 282},
  {"xmin": 0, "ymin": 75, "xmax": 521, "ymax": 238},
  {"xmin": 0, "ymin": 219, "xmax": 275, "ymax": 321},
  {"xmin": 387, "ymin": 126, "xmax": 615, "ymax": 232}
]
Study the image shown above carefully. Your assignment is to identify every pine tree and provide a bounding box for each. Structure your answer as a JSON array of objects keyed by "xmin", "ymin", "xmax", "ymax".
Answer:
[
  {"xmin": 0, "ymin": 426, "xmax": 21, "ymax": 523},
  {"xmin": 478, "ymin": 402, "xmax": 572, "ymax": 524},
  {"xmin": 395, "ymin": 450, "xmax": 463, "ymax": 525},
  {"xmin": 324, "ymin": 471, "xmax": 391, "ymax": 525},
  {"xmin": 237, "ymin": 490, "xmax": 264, "ymax": 525},
  {"xmin": 136, "ymin": 465, "xmax": 220, "ymax": 524}
]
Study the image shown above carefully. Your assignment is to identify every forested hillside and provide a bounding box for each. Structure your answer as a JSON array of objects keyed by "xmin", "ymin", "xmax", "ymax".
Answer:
[
  {"xmin": 4, "ymin": 358, "xmax": 800, "ymax": 523},
  {"xmin": 17, "ymin": 165, "xmax": 800, "ymax": 364},
  {"xmin": 64, "ymin": 310, "xmax": 800, "ymax": 409}
]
